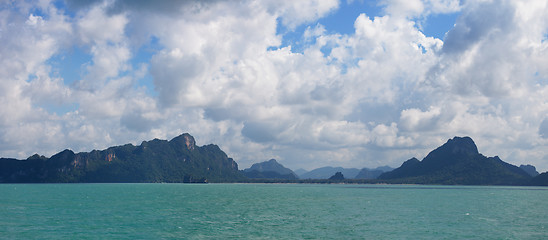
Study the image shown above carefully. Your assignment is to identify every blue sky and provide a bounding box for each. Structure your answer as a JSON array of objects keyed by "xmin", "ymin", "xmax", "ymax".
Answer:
[{"xmin": 1, "ymin": 0, "xmax": 548, "ymax": 172}]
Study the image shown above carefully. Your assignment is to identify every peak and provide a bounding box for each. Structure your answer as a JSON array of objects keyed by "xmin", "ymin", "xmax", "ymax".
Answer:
[
  {"xmin": 56, "ymin": 149, "xmax": 75, "ymax": 156},
  {"xmin": 421, "ymin": 136, "xmax": 479, "ymax": 165},
  {"xmin": 49, "ymin": 149, "xmax": 75, "ymax": 161},
  {"xmin": 252, "ymin": 159, "xmax": 282, "ymax": 168},
  {"xmin": 449, "ymin": 136, "xmax": 474, "ymax": 143},
  {"xmin": 401, "ymin": 157, "xmax": 420, "ymax": 167},
  {"xmin": 442, "ymin": 136, "xmax": 479, "ymax": 156},
  {"xmin": 328, "ymin": 172, "xmax": 345, "ymax": 180},
  {"xmin": 245, "ymin": 159, "xmax": 296, "ymax": 176},
  {"xmin": 170, "ymin": 133, "xmax": 196, "ymax": 150},
  {"xmin": 27, "ymin": 153, "xmax": 46, "ymax": 161}
]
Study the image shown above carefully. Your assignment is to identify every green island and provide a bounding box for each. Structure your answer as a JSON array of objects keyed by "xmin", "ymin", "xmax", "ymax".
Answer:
[{"xmin": 1, "ymin": 133, "xmax": 547, "ymax": 186}]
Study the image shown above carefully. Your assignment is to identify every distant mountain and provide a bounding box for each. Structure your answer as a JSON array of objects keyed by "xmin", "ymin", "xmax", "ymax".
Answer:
[
  {"xmin": 294, "ymin": 168, "xmax": 308, "ymax": 177},
  {"xmin": 377, "ymin": 136, "xmax": 532, "ymax": 185},
  {"xmin": 354, "ymin": 166, "xmax": 394, "ymax": 179},
  {"xmin": 242, "ymin": 159, "xmax": 298, "ymax": 179},
  {"xmin": 300, "ymin": 167, "xmax": 360, "ymax": 179},
  {"xmin": 519, "ymin": 164, "xmax": 539, "ymax": 177},
  {"xmin": 374, "ymin": 166, "xmax": 395, "ymax": 173},
  {"xmin": 0, "ymin": 133, "xmax": 243, "ymax": 183}
]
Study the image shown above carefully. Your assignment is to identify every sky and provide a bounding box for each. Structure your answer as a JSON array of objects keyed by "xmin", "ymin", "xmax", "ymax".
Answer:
[{"xmin": 1, "ymin": 0, "xmax": 548, "ymax": 172}]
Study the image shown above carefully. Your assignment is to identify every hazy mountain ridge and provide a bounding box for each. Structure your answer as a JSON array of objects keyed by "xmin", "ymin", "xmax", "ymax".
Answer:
[
  {"xmin": 299, "ymin": 167, "xmax": 361, "ymax": 179},
  {"xmin": 294, "ymin": 168, "xmax": 308, "ymax": 176},
  {"xmin": 242, "ymin": 159, "xmax": 298, "ymax": 179},
  {"xmin": 1, "ymin": 134, "xmax": 547, "ymax": 185},
  {"xmin": 355, "ymin": 166, "xmax": 394, "ymax": 179},
  {"xmin": 296, "ymin": 166, "xmax": 393, "ymax": 179}
]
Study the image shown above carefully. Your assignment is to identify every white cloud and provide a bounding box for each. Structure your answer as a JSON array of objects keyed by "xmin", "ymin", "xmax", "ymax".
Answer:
[
  {"xmin": 77, "ymin": 4, "xmax": 127, "ymax": 45},
  {"xmin": 266, "ymin": 0, "xmax": 340, "ymax": 30},
  {"xmin": 426, "ymin": 0, "xmax": 461, "ymax": 14},
  {"xmin": 400, "ymin": 106, "xmax": 441, "ymax": 131},
  {"xmin": 381, "ymin": 0, "xmax": 461, "ymax": 19},
  {"xmin": 410, "ymin": 0, "xmax": 548, "ymax": 171},
  {"xmin": 76, "ymin": 3, "xmax": 131, "ymax": 87},
  {"xmin": 1, "ymin": 0, "xmax": 548, "ymax": 173},
  {"xmin": 0, "ymin": 1, "xmax": 74, "ymax": 156},
  {"xmin": 371, "ymin": 123, "xmax": 413, "ymax": 148},
  {"xmin": 381, "ymin": 0, "xmax": 425, "ymax": 19},
  {"xmin": 150, "ymin": 49, "xmax": 206, "ymax": 107}
]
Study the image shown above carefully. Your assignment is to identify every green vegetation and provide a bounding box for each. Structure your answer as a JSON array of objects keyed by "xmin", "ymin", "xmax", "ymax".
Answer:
[
  {"xmin": 0, "ymin": 134, "xmax": 244, "ymax": 183},
  {"xmin": 1, "ymin": 135, "xmax": 547, "ymax": 185},
  {"xmin": 530, "ymin": 172, "xmax": 548, "ymax": 186},
  {"xmin": 377, "ymin": 137, "xmax": 533, "ymax": 185}
]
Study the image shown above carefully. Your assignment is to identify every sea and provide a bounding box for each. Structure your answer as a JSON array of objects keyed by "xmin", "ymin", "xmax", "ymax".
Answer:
[{"xmin": 1, "ymin": 183, "xmax": 547, "ymax": 239}]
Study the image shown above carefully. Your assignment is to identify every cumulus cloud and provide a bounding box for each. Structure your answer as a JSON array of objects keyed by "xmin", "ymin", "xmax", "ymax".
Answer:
[
  {"xmin": 1, "ymin": 0, "xmax": 548, "ymax": 172},
  {"xmin": 539, "ymin": 118, "xmax": 548, "ymax": 139},
  {"xmin": 399, "ymin": 106, "xmax": 441, "ymax": 131},
  {"xmin": 266, "ymin": 0, "xmax": 339, "ymax": 30},
  {"xmin": 381, "ymin": 0, "xmax": 461, "ymax": 19},
  {"xmin": 0, "ymin": 1, "xmax": 73, "ymax": 156},
  {"xmin": 417, "ymin": 0, "xmax": 548, "ymax": 170}
]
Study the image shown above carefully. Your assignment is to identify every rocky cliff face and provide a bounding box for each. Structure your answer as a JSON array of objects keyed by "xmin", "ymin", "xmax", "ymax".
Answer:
[{"xmin": 169, "ymin": 133, "xmax": 196, "ymax": 151}]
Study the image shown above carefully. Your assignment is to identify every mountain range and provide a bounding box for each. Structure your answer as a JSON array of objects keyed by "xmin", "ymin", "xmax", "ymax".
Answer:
[
  {"xmin": 0, "ymin": 133, "xmax": 242, "ymax": 183},
  {"xmin": 298, "ymin": 167, "xmax": 361, "ymax": 179},
  {"xmin": 377, "ymin": 136, "xmax": 535, "ymax": 185},
  {"xmin": 0, "ymin": 134, "xmax": 547, "ymax": 185},
  {"xmin": 297, "ymin": 166, "xmax": 393, "ymax": 179},
  {"xmin": 355, "ymin": 166, "xmax": 394, "ymax": 179}
]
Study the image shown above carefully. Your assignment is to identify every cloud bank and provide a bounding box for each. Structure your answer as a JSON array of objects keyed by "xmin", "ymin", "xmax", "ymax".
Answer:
[{"xmin": 1, "ymin": 0, "xmax": 547, "ymax": 171}]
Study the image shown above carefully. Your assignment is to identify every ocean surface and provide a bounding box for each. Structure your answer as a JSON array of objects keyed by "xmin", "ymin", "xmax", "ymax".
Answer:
[{"xmin": 1, "ymin": 184, "xmax": 547, "ymax": 239}]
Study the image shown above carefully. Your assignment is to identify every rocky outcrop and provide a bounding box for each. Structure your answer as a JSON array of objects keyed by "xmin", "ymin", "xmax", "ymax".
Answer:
[
  {"xmin": 170, "ymin": 133, "xmax": 196, "ymax": 151},
  {"xmin": 328, "ymin": 172, "xmax": 345, "ymax": 180}
]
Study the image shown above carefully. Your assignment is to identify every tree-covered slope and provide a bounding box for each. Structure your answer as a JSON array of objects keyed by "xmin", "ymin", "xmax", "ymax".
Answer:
[
  {"xmin": 378, "ymin": 137, "xmax": 532, "ymax": 185},
  {"xmin": 0, "ymin": 133, "xmax": 243, "ymax": 183},
  {"xmin": 529, "ymin": 172, "xmax": 548, "ymax": 186}
]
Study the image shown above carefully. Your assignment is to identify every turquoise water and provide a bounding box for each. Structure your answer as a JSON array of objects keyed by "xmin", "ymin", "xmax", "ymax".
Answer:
[{"xmin": 1, "ymin": 184, "xmax": 547, "ymax": 239}]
